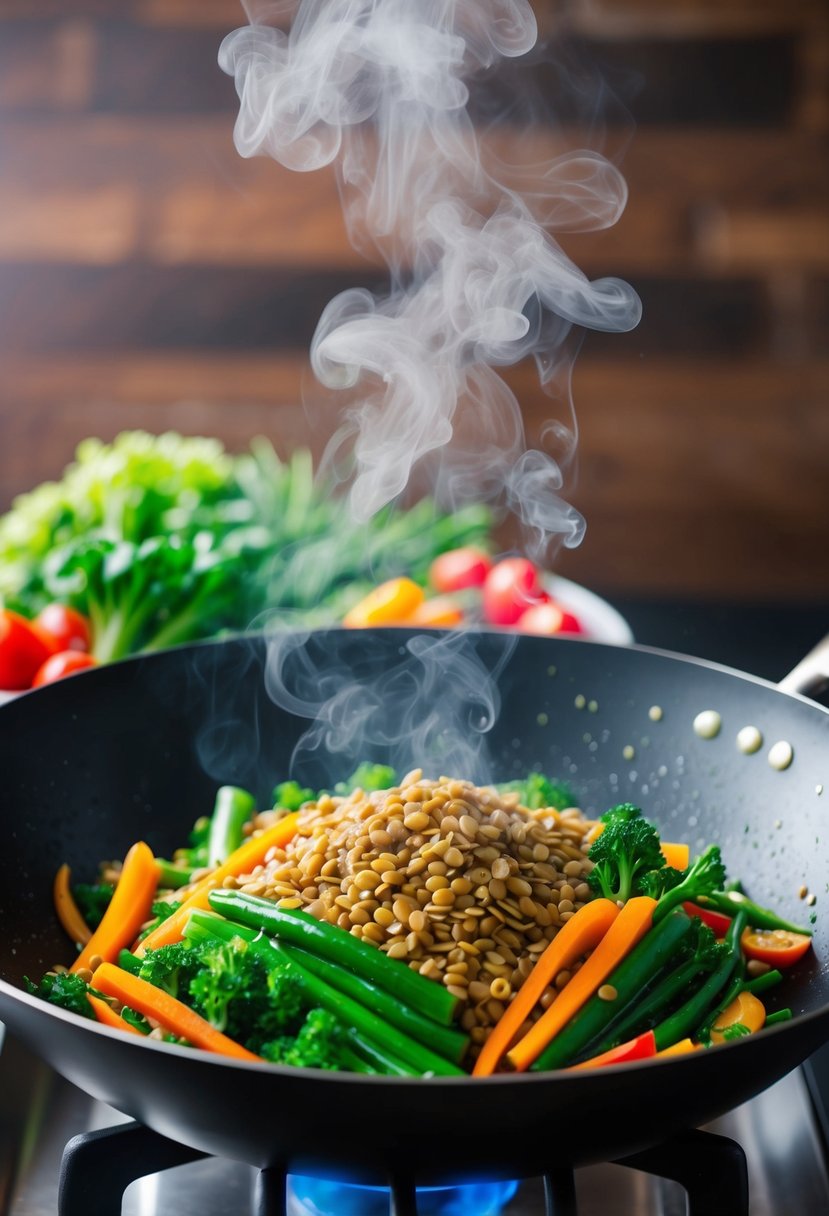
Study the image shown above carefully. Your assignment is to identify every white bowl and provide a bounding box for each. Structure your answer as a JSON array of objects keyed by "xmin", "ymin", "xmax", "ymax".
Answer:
[{"xmin": 546, "ymin": 575, "xmax": 634, "ymax": 645}]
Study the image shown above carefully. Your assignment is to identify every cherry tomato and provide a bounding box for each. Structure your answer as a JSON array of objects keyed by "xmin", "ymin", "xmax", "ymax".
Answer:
[
  {"xmin": 740, "ymin": 928, "xmax": 812, "ymax": 969},
  {"xmin": 33, "ymin": 603, "xmax": 92, "ymax": 654},
  {"xmin": 482, "ymin": 558, "xmax": 547, "ymax": 626},
  {"xmin": 32, "ymin": 650, "xmax": 98, "ymax": 687},
  {"xmin": 683, "ymin": 901, "xmax": 733, "ymax": 937},
  {"xmin": 0, "ymin": 609, "xmax": 54, "ymax": 690},
  {"xmin": 429, "ymin": 548, "xmax": 492, "ymax": 594},
  {"xmin": 517, "ymin": 601, "xmax": 565, "ymax": 635}
]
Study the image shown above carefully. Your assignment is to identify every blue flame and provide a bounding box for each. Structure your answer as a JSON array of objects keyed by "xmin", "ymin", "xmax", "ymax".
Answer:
[{"xmin": 288, "ymin": 1175, "xmax": 519, "ymax": 1216}]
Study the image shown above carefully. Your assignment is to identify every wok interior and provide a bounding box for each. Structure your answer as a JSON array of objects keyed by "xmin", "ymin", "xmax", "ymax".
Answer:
[{"xmin": 2, "ymin": 629, "xmax": 827, "ymax": 1018}]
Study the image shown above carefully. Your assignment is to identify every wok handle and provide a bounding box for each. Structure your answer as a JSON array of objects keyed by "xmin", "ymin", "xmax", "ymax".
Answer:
[{"xmin": 778, "ymin": 633, "xmax": 829, "ymax": 701}]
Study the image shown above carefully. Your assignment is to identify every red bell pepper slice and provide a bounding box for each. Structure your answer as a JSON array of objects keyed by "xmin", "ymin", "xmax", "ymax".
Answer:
[
  {"xmin": 568, "ymin": 1029, "xmax": 657, "ymax": 1071},
  {"xmin": 683, "ymin": 901, "xmax": 732, "ymax": 937}
]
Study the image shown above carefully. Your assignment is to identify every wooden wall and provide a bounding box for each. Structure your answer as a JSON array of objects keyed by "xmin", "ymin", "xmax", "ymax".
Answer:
[{"xmin": 0, "ymin": 0, "xmax": 827, "ymax": 600}]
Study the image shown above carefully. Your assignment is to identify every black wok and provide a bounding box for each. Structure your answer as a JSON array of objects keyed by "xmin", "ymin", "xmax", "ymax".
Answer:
[{"xmin": 0, "ymin": 628, "xmax": 827, "ymax": 1184}]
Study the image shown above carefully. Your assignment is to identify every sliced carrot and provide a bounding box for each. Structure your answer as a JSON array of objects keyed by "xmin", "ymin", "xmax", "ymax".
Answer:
[
  {"xmin": 568, "ymin": 1028, "xmax": 657, "ymax": 1070},
  {"xmin": 91, "ymin": 963, "xmax": 261, "ymax": 1061},
  {"xmin": 656, "ymin": 1037, "xmax": 699, "ymax": 1058},
  {"xmin": 709, "ymin": 990, "xmax": 766, "ymax": 1044},
  {"xmin": 71, "ymin": 842, "xmax": 159, "ymax": 974},
  {"xmin": 407, "ymin": 596, "xmax": 464, "ymax": 628},
  {"xmin": 507, "ymin": 895, "xmax": 657, "ymax": 1072},
  {"xmin": 134, "ymin": 813, "xmax": 300, "ymax": 957},
  {"xmin": 87, "ymin": 993, "xmax": 143, "ymax": 1036},
  {"xmin": 343, "ymin": 578, "xmax": 424, "ymax": 627},
  {"xmin": 661, "ymin": 842, "xmax": 690, "ymax": 870},
  {"xmin": 472, "ymin": 897, "xmax": 620, "ymax": 1077},
  {"xmin": 54, "ymin": 863, "xmax": 92, "ymax": 947}
]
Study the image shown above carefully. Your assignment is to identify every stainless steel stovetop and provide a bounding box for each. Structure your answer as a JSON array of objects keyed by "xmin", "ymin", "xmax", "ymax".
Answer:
[{"xmin": 2, "ymin": 1028, "xmax": 827, "ymax": 1216}]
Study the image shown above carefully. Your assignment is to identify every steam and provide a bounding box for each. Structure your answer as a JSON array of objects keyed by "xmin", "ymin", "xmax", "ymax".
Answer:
[
  {"xmin": 264, "ymin": 627, "xmax": 516, "ymax": 785},
  {"xmin": 220, "ymin": 0, "xmax": 641, "ymax": 561}
]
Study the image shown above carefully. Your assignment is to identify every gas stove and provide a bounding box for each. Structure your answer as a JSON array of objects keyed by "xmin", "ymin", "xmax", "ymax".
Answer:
[
  {"xmin": 2, "ymin": 1028, "xmax": 827, "ymax": 1215},
  {"xmin": 2, "ymin": 600, "xmax": 828, "ymax": 1216}
]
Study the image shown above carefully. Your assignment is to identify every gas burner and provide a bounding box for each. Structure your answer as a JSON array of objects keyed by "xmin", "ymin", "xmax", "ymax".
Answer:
[{"xmin": 57, "ymin": 1119, "xmax": 750, "ymax": 1216}]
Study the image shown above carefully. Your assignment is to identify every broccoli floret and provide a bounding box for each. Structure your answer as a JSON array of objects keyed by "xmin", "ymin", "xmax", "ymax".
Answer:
[
  {"xmin": 334, "ymin": 763, "xmax": 397, "ymax": 796},
  {"xmin": 138, "ymin": 942, "xmax": 200, "ymax": 999},
  {"xmin": 639, "ymin": 865, "xmax": 687, "ymax": 900},
  {"xmin": 260, "ymin": 1008, "xmax": 348, "ymax": 1071},
  {"xmin": 72, "ymin": 882, "xmax": 114, "ymax": 929},
  {"xmin": 272, "ymin": 779, "xmax": 315, "ymax": 811},
  {"xmin": 651, "ymin": 844, "xmax": 728, "ymax": 925},
  {"xmin": 187, "ymin": 938, "xmax": 304, "ymax": 1053},
  {"xmin": 496, "ymin": 772, "xmax": 575, "ymax": 811},
  {"xmin": 137, "ymin": 900, "xmax": 183, "ymax": 942},
  {"xmin": 25, "ymin": 971, "xmax": 95, "ymax": 1019},
  {"xmin": 587, "ymin": 803, "xmax": 666, "ymax": 903}
]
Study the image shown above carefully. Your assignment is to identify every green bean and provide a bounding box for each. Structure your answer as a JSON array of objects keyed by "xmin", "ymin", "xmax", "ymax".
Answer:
[
  {"xmin": 345, "ymin": 1029, "xmax": 420, "ymax": 1076},
  {"xmin": 764, "ymin": 1009, "xmax": 793, "ymax": 1026},
  {"xmin": 656, "ymin": 911, "xmax": 747, "ymax": 1049},
  {"xmin": 531, "ymin": 910, "xmax": 694, "ymax": 1072},
  {"xmin": 696, "ymin": 891, "xmax": 812, "ymax": 936},
  {"xmin": 208, "ymin": 889, "xmax": 459, "ymax": 1026},
  {"xmin": 207, "ymin": 786, "xmax": 256, "ymax": 867},
  {"xmin": 155, "ymin": 859, "xmax": 197, "ymax": 889}
]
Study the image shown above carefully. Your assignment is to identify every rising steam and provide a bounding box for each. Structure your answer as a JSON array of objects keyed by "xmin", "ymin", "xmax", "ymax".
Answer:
[{"xmin": 220, "ymin": 0, "xmax": 641, "ymax": 560}]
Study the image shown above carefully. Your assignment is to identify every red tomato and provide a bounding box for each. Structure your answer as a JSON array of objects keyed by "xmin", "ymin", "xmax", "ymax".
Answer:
[
  {"xmin": 429, "ymin": 548, "xmax": 492, "ymax": 594},
  {"xmin": 32, "ymin": 650, "xmax": 98, "ymax": 687},
  {"xmin": 482, "ymin": 558, "xmax": 547, "ymax": 626},
  {"xmin": 33, "ymin": 603, "xmax": 92, "ymax": 654},
  {"xmin": 0, "ymin": 609, "xmax": 54, "ymax": 690},
  {"xmin": 683, "ymin": 902, "xmax": 733, "ymax": 937},
  {"xmin": 740, "ymin": 928, "xmax": 812, "ymax": 969},
  {"xmin": 558, "ymin": 610, "xmax": 584, "ymax": 635},
  {"xmin": 517, "ymin": 601, "xmax": 565, "ymax": 635}
]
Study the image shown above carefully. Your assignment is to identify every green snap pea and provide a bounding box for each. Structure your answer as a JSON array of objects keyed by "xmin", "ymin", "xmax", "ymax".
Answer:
[{"xmin": 207, "ymin": 786, "xmax": 256, "ymax": 867}]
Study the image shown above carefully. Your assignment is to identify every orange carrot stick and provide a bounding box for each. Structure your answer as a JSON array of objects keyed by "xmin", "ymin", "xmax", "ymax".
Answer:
[
  {"xmin": 507, "ymin": 895, "xmax": 658, "ymax": 1072},
  {"xmin": 134, "ymin": 813, "xmax": 300, "ymax": 957},
  {"xmin": 53, "ymin": 863, "xmax": 92, "ymax": 947},
  {"xmin": 472, "ymin": 898, "xmax": 620, "ymax": 1077},
  {"xmin": 343, "ymin": 578, "xmax": 424, "ymax": 627},
  {"xmin": 91, "ymin": 963, "xmax": 262, "ymax": 1061},
  {"xmin": 87, "ymin": 993, "xmax": 143, "ymax": 1036},
  {"xmin": 71, "ymin": 842, "xmax": 159, "ymax": 974}
]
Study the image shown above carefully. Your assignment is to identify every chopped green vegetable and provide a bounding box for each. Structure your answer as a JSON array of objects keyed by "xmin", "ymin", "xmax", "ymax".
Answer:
[
  {"xmin": 720, "ymin": 1022, "xmax": 751, "ymax": 1041},
  {"xmin": 25, "ymin": 971, "xmax": 95, "ymax": 1019},
  {"xmin": 496, "ymin": 772, "xmax": 575, "ymax": 811},
  {"xmin": 764, "ymin": 1008, "xmax": 793, "ymax": 1026},
  {"xmin": 260, "ymin": 1008, "xmax": 349, "ymax": 1071},
  {"xmin": 136, "ymin": 900, "xmax": 183, "ymax": 943},
  {"xmin": 136, "ymin": 942, "xmax": 201, "ymax": 1000},
  {"xmin": 272, "ymin": 780, "xmax": 316, "ymax": 811},
  {"xmin": 333, "ymin": 763, "xmax": 397, "ymax": 796},
  {"xmin": 207, "ymin": 786, "xmax": 255, "ymax": 867},
  {"xmin": 695, "ymin": 890, "xmax": 812, "ymax": 936},
  {"xmin": 655, "ymin": 910, "xmax": 748, "ymax": 1049},
  {"xmin": 587, "ymin": 804, "xmax": 666, "ymax": 904},
  {"xmin": 72, "ymin": 882, "xmax": 114, "ymax": 929},
  {"xmin": 651, "ymin": 845, "xmax": 728, "ymax": 925}
]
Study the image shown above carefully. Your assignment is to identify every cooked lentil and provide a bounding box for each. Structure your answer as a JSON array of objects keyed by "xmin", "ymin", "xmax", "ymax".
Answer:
[{"xmin": 238, "ymin": 772, "xmax": 597, "ymax": 1044}]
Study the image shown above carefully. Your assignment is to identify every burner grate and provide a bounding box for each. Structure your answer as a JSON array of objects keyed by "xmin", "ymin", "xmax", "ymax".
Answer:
[{"xmin": 56, "ymin": 1120, "xmax": 749, "ymax": 1216}]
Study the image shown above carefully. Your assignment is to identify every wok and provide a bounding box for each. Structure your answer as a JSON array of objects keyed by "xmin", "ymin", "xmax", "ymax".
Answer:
[{"xmin": 0, "ymin": 628, "xmax": 827, "ymax": 1183}]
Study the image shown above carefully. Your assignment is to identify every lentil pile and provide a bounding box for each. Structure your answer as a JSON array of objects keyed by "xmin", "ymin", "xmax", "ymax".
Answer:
[{"xmin": 231, "ymin": 772, "xmax": 597, "ymax": 1052}]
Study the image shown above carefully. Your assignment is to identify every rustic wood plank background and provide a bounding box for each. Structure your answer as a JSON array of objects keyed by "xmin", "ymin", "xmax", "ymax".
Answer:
[{"xmin": 0, "ymin": 0, "xmax": 826, "ymax": 600}]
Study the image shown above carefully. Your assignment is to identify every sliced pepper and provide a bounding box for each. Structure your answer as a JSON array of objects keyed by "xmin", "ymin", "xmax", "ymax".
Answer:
[{"xmin": 569, "ymin": 1029, "xmax": 657, "ymax": 1070}]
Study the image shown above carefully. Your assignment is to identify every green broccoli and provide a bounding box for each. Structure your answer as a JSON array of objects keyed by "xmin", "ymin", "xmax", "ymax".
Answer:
[
  {"xmin": 137, "ymin": 942, "xmax": 201, "ymax": 1000},
  {"xmin": 651, "ymin": 844, "xmax": 728, "ymax": 925},
  {"xmin": 587, "ymin": 804, "xmax": 666, "ymax": 903},
  {"xmin": 25, "ymin": 971, "xmax": 95, "ymax": 1019},
  {"xmin": 137, "ymin": 900, "xmax": 183, "ymax": 942},
  {"xmin": 72, "ymin": 882, "xmax": 115, "ymax": 929},
  {"xmin": 260, "ymin": 1008, "xmax": 349, "ymax": 1071},
  {"xmin": 272, "ymin": 780, "xmax": 316, "ymax": 811},
  {"xmin": 496, "ymin": 772, "xmax": 575, "ymax": 811},
  {"xmin": 639, "ymin": 865, "xmax": 687, "ymax": 900},
  {"xmin": 334, "ymin": 763, "xmax": 397, "ymax": 796}
]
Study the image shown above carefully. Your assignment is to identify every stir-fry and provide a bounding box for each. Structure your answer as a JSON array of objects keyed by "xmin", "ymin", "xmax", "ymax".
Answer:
[{"xmin": 29, "ymin": 768, "xmax": 813, "ymax": 1076}]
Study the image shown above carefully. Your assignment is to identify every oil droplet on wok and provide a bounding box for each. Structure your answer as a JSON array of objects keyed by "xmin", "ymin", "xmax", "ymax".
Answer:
[
  {"xmin": 537, "ymin": 712, "xmax": 549, "ymax": 726},
  {"xmin": 574, "ymin": 694, "xmax": 586, "ymax": 710},
  {"xmin": 736, "ymin": 725, "xmax": 763, "ymax": 755},
  {"xmin": 623, "ymin": 744, "xmax": 636, "ymax": 761},
  {"xmin": 768, "ymin": 740, "xmax": 794, "ymax": 771},
  {"xmin": 547, "ymin": 665, "xmax": 557, "ymax": 677},
  {"xmin": 588, "ymin": 699, "xmax": 599, "ymax": 713},
  {"xmin": 648, "ymin": 705, "xmax": 663, "ymax": 722},
  {"xmin": 693, "ymin": 710, "xmax": 722, "ymax": 740}
]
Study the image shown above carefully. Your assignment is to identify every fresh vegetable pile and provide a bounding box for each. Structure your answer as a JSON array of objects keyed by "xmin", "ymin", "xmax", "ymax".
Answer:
[
  {"xmin": 343, "ymin": 553, "xmax": 585, "ymax": 635},
  {"xmin": 29, "ymin": 771, "xmax": 812, "ymax": 1076},
  {"xmin": 0, "ymin": 431, "xmax": 491, "ymax": 688}
]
